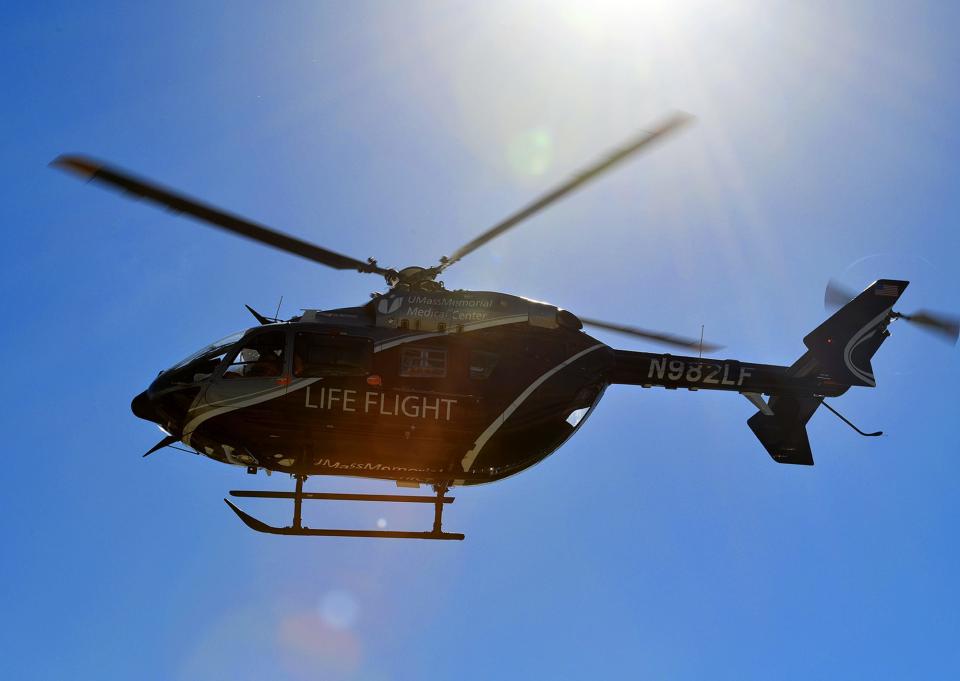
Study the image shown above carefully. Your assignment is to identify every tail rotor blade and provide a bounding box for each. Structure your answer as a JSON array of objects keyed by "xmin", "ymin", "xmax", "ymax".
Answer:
[
  {"xmin": 901, "ymin": 310, "xmax": 960, "ymax": 345},
  {"xmin": 824, "ymin": 278, "xmax": 857, "ymax": 311},
  {"xmin": 827, "ymin": 278, "xmax": 958, "ymax": 345}
]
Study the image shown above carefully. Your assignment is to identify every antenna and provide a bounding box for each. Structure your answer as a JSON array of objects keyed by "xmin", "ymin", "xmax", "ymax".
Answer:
[
  {"xmin": 274, "ymin": 295, "xmax": 284, "ymax": 322},
  {"xmin": 699, "ymin": 325, "xmax": 704, "ymax": 358}
]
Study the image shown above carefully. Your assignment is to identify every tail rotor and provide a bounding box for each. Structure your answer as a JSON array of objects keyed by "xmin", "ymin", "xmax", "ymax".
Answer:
[{"xmin": 825, "ymin": 278, "xmax": 958, "ymax": 345}]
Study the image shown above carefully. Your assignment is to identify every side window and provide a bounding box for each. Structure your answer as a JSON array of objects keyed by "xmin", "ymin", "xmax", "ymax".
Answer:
[
  {"xmin": 223, "ymin": 332, "xmax": 286, "ymax": 379},
  {"xmin": 469, "ymin": 350, "xmax": 499, "ymax": 380},
  {"xmin": 400, "ymin": 347, "xmax": 447, "ymax": 378},
  {"xmin": 293, "ymin": 333, "xmax": 372, "ymax": 377}
]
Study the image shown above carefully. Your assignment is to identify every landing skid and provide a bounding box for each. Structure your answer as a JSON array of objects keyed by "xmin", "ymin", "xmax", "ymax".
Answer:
[{"xmin": 224, "ymin": 476, "xmax": 465, "ymax": 540}]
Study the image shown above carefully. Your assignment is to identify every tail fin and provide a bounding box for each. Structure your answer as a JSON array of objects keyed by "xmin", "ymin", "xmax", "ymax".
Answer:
[
  {"xmin": 800, "ymin": 279, "xmax": 908, "ymax": 387},
  {"xmin": 747, "ymin": 279, "xmax": 908, "ymax": 465}
]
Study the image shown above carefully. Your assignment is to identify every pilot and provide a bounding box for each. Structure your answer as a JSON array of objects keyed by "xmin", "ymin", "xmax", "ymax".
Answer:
[{"xmin": 247, "ymin": 348, "xmax": 282, "ymax": 377}]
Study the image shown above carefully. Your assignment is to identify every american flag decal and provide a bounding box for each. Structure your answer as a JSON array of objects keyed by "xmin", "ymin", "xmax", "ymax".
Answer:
[{"xmin": 874, "ymin": 283, "xmax": 900, "ymax": 297}]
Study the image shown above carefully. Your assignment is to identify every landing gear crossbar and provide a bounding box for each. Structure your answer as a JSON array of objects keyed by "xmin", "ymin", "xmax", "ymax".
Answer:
[{"xmin": 224, "ymin": 475, "xmax": 464, "ymax": 540}]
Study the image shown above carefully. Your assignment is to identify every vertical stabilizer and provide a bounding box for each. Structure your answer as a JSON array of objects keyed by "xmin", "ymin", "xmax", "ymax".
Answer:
[{"xmin": 802, "ymin": 279, "xmax": 908, "ymax": 387}]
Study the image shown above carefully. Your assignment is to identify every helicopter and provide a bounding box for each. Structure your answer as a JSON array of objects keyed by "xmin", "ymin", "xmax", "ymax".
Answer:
[{"xmin": 52, "ymin": 113, "xmax": 958, "ymax": 540}]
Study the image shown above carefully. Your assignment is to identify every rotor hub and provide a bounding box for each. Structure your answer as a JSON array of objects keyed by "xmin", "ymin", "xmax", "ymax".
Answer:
[{"xmin": 386, "ymin": 265, "xmax": 444, "ymax": 291}]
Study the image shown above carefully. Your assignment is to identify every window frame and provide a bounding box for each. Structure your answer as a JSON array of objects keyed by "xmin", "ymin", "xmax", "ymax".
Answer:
[
  {"xmin": 399, "ymin": 346, "xmax": 448, "ymax": 379},
  {"xmin": 218, "ymin": 329, "xmax": 290, "ymax": 380},
  {"xmin": 292, "ymin": 331, "xmax": 374, "ymax": 378}
]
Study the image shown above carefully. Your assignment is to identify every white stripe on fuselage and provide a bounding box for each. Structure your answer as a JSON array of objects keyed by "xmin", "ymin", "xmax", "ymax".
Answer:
[
  {"xmin": 460, "ymin": 344, "xmax": 605, "ymax": 473},
  {"xmin": 183, "ymin": 378, "xmax": 319, "ymax": 445}
]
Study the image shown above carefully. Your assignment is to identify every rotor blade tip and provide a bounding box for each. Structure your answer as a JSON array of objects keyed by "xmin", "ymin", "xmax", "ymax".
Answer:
[
  {"xmin": 50, "ymin": 154, "xmax": 100, "ymax": 179},
  {"xmin": 660, "ymin": 111, "xmax": 696, "ymax": 132}
]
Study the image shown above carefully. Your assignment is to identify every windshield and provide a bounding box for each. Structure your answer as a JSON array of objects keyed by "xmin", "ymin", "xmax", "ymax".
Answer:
[{"xmin": 168, "ymin": 331, "xmax": 245, "ymax": 372}]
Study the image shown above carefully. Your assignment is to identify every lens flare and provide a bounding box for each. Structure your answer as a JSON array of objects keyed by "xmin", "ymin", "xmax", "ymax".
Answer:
[
  {"xmin": 507, "ymin": 127, "xmax": 554, "ymax": 177},
  {"xmin": 277, "ymin": 611, "xmax": 362, "ymax": 676},
  {"xmin": 319, "ymin": 589, "xmax": 359, "ymax": 630}
]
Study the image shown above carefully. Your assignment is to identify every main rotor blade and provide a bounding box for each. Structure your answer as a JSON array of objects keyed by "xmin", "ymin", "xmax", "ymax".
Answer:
[
  {"xmin": 902, "ymin": 310, "xmax": 960, "ymax": 345},
  {"xmin": 579, "ymin": 316, "xmax": 723, "ymax": 353},
  {"xmin": 51, "ymin": 155, "xmax": 388, "ymax": 275},
  {"xmin": 439, "ymin": 112, "xmax": 693, "ymax": 270}
]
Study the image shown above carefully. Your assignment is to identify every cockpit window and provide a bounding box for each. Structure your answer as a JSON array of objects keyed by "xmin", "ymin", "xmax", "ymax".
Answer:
[
  {"xmin": 169, "ymin": 331, "xmax": 244, "ymax": 372},
  {"xmin": 223, "ymin": 332, "xmax": 286, "ymax": 379},
  {"xmin": 293, "ymin": 333, "xmax": 372, "ymax": 377},
  {"xmin": 164, "ymin": 349, "xmax": 231, "ymax": 385}
]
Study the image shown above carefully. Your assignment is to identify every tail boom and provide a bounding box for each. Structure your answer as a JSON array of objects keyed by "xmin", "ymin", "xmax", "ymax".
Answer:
[
  {"xmin": 608, "ymin": 279, "xmax": 909, "ymax": 466},
  {"xmin": 608, "ymin": 350, "xmax": 846, "ymax": 397}
]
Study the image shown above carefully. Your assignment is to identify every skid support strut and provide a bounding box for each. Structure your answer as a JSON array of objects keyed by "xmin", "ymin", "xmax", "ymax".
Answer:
[
  {"xmin": 433, "ymin": 483, "xmax": 448, "ymax": 534},
  {"xmin": 224, "ymin": 477, "xmax": 465, "ymax": 540},
  {"xmin": 292, "ymin": 475, "xmax": 305, "ymax": 530}
]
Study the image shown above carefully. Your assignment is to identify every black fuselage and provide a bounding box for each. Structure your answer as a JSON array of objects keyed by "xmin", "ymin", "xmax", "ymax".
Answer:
[
  {"xmin": 136, "ymin": 292, "xmax": 614, "ymax": 486},
  {"xmin": 195, "ymin": 321, "xmax": 606, "ymax": 485},
  {"xmin": 133, "ymin": 290, "xmax": 848, "ymax": 486}
]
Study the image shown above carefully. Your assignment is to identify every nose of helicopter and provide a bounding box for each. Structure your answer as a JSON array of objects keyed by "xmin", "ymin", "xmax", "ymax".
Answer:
[
  {"xmin": 131, "ymin": 378, "xmax": 196, "ymax": 436},
  {"xmin": 131, "ymin": 389, "xmax": 160, "ymax": 423}
]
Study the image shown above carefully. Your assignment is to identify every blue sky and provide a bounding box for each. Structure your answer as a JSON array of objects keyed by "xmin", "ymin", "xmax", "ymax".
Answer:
[{"xmin": 2, "ymin": 2, "xmax": 959, "ymax": 679}]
